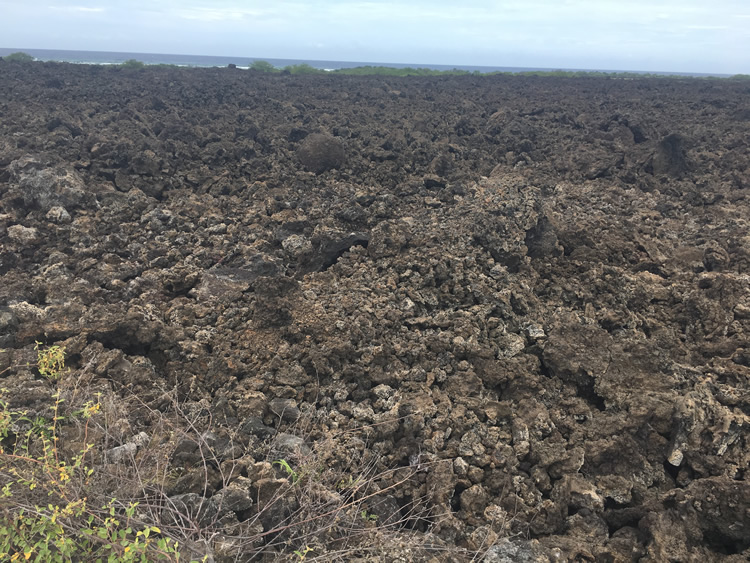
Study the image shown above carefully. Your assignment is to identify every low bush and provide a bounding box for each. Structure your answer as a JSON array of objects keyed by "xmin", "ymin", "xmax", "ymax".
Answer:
[
  {"xmin": 281, "ymin": 63, "xmax": 324, "ymax": 75},
  {"xmin": 249, "ymin": 60, "xmax": 277, "ymax": 73},
  {"xmin": 0, "ymin": 344, "xmax": 191, "ymax": 561},
  {"xmin": 3, "ymin": 52, "xmax": 34, "ymax": 63},
  {"xmin": 120, "ymin": 59, "xmax": 146, "ymax": 70}
]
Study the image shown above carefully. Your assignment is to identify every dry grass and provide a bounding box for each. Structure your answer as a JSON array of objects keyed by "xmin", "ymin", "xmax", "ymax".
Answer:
[
  {"xmin": 1, "ymin": 348, "xmax": 503, "ymax": 562},
  {"xmin": 83, "ymin": 384, "xmax": 486, "ymax": 561}
]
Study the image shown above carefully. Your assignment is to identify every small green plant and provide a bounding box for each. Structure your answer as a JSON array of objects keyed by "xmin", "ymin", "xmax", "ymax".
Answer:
[
  {"xmin": 291, "ymin": 545, "xmax": 314, "ymax": 560},
  {"xmin": 249, "ymin": 60, "xmax": 277, "ymax": 72},
  {"xmin": 34, "ymin": 342, "xmax": 66, "ymax": 381},
  {"xmin": 120, "ymin": 59, "xmax": 146, "ymax": 69},
  {"xmin": 3, "ymin": 52, "xmax": 34, "ymax": 63},
  {"xmin": 0, "ymin": 345, "xmax": 190, "ymax": 561},
  {"xmin": 336, "ymin": 475, "xmax": 363, "ymax": 490},
  {"xmin": 273, "ymin": 459, "xmax": 299, "ymax": 483},
  {"xmin": 360, "ymin": 509, "xmax": 377, "ymax": 522}
]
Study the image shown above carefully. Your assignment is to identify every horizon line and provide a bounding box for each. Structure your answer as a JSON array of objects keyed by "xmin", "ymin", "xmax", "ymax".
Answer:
[{"xmin": 0, "ymin": 46, "xmax": 736, "ymax": 77}]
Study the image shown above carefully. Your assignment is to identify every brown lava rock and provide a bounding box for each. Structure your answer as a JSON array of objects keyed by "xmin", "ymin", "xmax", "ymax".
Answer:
[{"xmin": 1, "ymin": 60, "xmax": 749, "ymax": 561}]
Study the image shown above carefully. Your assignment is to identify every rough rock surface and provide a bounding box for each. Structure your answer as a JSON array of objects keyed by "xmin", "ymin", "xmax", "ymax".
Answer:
[{"xmin": 1, "ymin": 61, "xmax": 749, "ymax": 561}]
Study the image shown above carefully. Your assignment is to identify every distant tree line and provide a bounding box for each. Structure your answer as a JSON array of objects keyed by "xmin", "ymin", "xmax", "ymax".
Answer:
[
  {"xmin": 3, "ymin": 51, "xmax": 749, "ymax": 80},
  {"xmin": 247, "ymin": 60, "xmax": 750, "ymax": 79}
]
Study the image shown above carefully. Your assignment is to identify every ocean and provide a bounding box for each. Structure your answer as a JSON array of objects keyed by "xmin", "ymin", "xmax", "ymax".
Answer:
[{"xmin": 0, "ymin": 47, "xmax": 730, "ymax": 77}]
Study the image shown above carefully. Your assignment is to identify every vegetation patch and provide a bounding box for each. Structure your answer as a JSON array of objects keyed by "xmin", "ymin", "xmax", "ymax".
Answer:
[
  {"xmin": 242, "ymin": 59, "xmax": 734, "ymax": 79},
  {"xmin": 0, "ymin": 346, "xmax": 469, "ymax": 561},
  {"xmin": 2, "ymin": 52, "xmax": 35, "ymax": 63},
  {"xmin": 0, "ymin": 346, "xmax": 188, "ymax": 562},
  {"xmin": 119, "ymin": 59, "xmax": 146, "ymax": 70}
]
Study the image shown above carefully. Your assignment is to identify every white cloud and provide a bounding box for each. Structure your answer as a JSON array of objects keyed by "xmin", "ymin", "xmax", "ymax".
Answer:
[
  {"xmin": 176, "ymin": 7, "xmax": 264, "ymax": 21},
  {"xmin": 49, "ymin": 5, "xmax": 104, "ymax": 12},
  {"xmin": 1, "ymin": 0, "xmax": 748, "ymax": 73}
]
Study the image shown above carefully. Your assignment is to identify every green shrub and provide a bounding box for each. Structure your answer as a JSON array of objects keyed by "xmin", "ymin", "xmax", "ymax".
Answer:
[
  {"xmin": 120, "ymin": 59, "xmax": 146, "ymax": 70},
  {"xmin": 0, "ymin": 345, "xmax": 193, "ymax": 562},
  {"xmin": 282, "ymin": 63, "xmax": 324, "ymax": 75},
  {"xmin": 3, "ymin": 52, "xmax": 34, "ymax": 63},
  {"xmin": 249, "ymin": 60, "xmax": 277, "ymax": 72}
]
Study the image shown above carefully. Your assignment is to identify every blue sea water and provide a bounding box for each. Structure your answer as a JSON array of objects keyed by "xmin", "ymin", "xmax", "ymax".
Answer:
[
  {"xmin": 0, "ymin": 47, "xmax": 730, "ymax": 77},
  {"xmin": 0, "ymin": 47, "xmax": 547, "ymax": 72}
]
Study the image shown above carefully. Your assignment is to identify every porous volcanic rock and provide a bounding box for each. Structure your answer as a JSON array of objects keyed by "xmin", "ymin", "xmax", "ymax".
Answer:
[{"xmin": 1, "ymin": 61, "xmax": 749, "ymax": 561}]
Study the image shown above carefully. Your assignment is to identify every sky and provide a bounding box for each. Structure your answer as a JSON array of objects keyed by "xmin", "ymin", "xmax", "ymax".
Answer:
[{"xmin": 1, "ymin": 0, "xmax": 749, "ymax": 74}]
